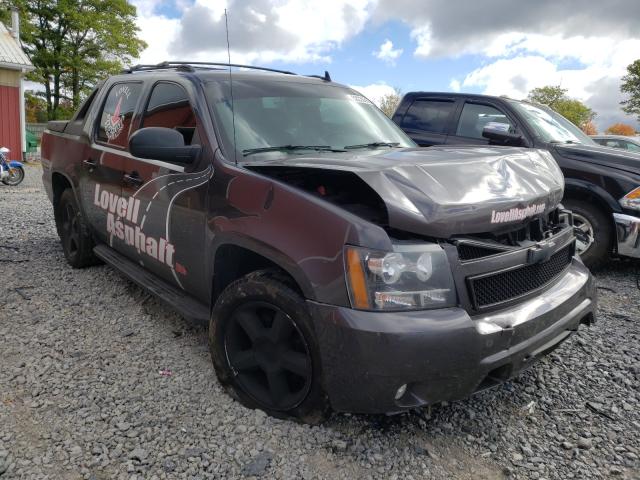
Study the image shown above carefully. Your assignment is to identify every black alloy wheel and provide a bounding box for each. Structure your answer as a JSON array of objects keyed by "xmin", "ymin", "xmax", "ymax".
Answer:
[
  {"xmin": 61, "ymin": 200, "xmax": 81, "ymax": 259},
  {"xmin": 224, "ymin": 301, "xmax": 312, "ymax": 411},
  {"xmin": 210, "ymin": 270, "xmax": 329, "ymax": 423},
  {"xmin": 56, "ymin": 189, "xmax": 99, "ymax": 268}
]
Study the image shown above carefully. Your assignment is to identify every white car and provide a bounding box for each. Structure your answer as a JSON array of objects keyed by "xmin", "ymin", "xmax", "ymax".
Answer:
[{"xmin": 591, "ymin": 135, "xmax": 640, "ymax": 152}]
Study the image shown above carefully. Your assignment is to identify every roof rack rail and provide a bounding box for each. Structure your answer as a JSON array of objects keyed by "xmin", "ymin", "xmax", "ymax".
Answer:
[
  {"xmin": 122, "ymin": 61, "xmax": 297, "ymax": 76},
  {"xmin": 121, "ymin": 61, "xmax": 333, "ymax": 82}
]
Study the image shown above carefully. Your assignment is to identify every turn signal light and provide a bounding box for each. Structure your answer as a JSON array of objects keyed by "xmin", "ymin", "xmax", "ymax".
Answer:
[
  {"xmin": 345, "ymin": 248, "xmax": 371, "ymax": 309},
  {"xmin": 621, "ymin": 187, "xmax": 640, "ymax": 212}
]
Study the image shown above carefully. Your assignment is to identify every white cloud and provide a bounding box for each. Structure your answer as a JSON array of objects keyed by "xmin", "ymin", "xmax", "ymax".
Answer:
[
  {"xmin": 458, "ymin": 35, "xmax": 640, "ymax": 130},
  {"xmin": 127, "ymin": 0, "xmax": 640, "ymax": 130},
  {"xmin": 410, "ymin": 25, "xmax": 432, "ymax": 57},
  {"xmin": 373, "ymin": 39, "xmax": 403, "ymax": 65},
  {"xmin": 350, "ymin": 83, "xmax": 397, "ymax": 106},
  {"xmin": 131, "ymin": 0, "xmax": 376, "ymax": 66}
]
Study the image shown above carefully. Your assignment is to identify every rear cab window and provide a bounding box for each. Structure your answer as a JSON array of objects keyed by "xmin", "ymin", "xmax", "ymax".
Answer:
[
  {"xmin": 96, "ymin": 82, "xmax": 143, "ymax": 149},
  {"xmin": 401, "ymin": 99, "xmax": 455, "ymax": 133}
]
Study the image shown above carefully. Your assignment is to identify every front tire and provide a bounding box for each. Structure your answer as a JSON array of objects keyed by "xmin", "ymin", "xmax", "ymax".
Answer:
[
  {"xmin": 2, "ymin": 166, "xmax": 24, "ymax": 186},
  {"xmin": 55, "ymin": 189, "xmax": 99, "ymax": 268},
  {"xmin": 563, "ymin": 198, "xmax": 612, "ymax": 270},
  {"xmin": 209, "ymin": 270, "xmax": 329, "ymax": 423}
]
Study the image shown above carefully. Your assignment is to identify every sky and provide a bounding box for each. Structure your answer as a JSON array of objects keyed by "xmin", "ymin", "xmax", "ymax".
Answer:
[{"xmin": 130, "ymin": 0, "xmax": 640, "ymax": 132}]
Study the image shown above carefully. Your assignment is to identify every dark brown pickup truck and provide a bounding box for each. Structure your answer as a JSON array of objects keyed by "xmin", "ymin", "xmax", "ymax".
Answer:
[{"xmin": 41, "ymin": 62, "xmax": 596, "ymax": 422}]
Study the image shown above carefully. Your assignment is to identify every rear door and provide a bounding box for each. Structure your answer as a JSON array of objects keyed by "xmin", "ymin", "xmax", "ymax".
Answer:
[
  {"xmin": 447, "ymin": 100, "xmax": 516, "ymax": 146},
  {"xmin": 81, "ymin": 81, "xmax": 143, "ymax": 243},
  {"xmin": 119, "ymin": 81, "xmax": 212, "ymax": 297},
  {"xmin": 398, "ymin": 98, "xmax": 457, "ymax": 146}
]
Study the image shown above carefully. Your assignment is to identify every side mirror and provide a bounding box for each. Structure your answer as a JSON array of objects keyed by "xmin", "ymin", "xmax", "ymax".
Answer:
[
  {"xmin": 482, "ymin": 125, "xmax": 525, "ymax": 147},
  {"xmin": 129, "ymin": 127, "xmax": 200, "ymax": 164}
]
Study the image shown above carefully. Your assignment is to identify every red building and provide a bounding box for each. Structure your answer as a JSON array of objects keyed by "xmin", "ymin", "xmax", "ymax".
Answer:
[{"xmin": 0, "ymin": 9, "xmax": 33, "ymax": 160}]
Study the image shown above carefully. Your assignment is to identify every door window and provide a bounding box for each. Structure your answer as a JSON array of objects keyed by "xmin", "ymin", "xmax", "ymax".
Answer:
[
  {"xmin": 142, "ymin": 82, "xmax": 198, "ymax": 145},
  {"xmin": 456, "ymin": 103, "xmax": 512, "ymax": 139},
  {"xmin": 603, "ymin": 139, "xmax": 623, "ymax": 149},
  {"xmin": 401, "ymin": 99, "xmax": 455, "ymax": 133},
  {"xmin": 96, "ymin": 82, "xmax": 142, "ymax": 148},
  {"xmin": 620, "ymin": 140, "xmax": 640, "ymax": 152}
]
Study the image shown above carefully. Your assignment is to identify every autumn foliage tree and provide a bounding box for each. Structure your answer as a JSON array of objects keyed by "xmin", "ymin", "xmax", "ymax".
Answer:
[
  {"xmin": 605, "ymin": 123, "xmax": 636, "ymax": 136},
  {"xmin": 581, "ymin": 121, "xmax": 597, "ymax": 135}
]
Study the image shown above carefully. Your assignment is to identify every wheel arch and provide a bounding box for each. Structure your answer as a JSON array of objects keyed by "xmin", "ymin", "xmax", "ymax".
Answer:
[
  {"xmin": 563, "ymin": 179, "xmax": 621, "ymax": 215},
  {"xmin": 210, "ymin": 239, "xmax": 314, "ymax": 309},
  {"xmin": 51, "ymin": 171, "xmax": 75, "ymax": 208}
]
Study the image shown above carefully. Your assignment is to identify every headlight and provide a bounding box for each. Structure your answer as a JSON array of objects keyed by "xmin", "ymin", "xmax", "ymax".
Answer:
[
  {"xmin": 620, "ymin": 186, "xmax": 640, "ymax": 211},
  {"xmin": 345, "ymin": 244, "xmax": 457, "ymax": 311}
]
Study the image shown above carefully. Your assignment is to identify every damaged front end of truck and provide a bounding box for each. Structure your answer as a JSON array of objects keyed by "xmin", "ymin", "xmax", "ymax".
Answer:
[
  {"xmin": 205, "ymin": 74, "xmax": 596, "ymax": 415},
  {"xmin": 239, "ymin": 144, "xmax": 596, "ymax": 413}
]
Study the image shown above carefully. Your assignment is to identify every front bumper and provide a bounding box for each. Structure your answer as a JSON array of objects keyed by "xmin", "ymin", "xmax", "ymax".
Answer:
[
  {"xmin": 614, "ymin": 212, "xmax": 640, "ymax": 258},
  {"xmin": 308, "ymin": 258, "xmax": 596, "ymax": 414}
]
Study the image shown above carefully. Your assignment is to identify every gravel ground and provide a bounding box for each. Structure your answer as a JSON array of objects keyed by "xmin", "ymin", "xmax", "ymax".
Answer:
[{"xmin": 1, "ymin": 164, "xmax": 639, "ymax": 480}]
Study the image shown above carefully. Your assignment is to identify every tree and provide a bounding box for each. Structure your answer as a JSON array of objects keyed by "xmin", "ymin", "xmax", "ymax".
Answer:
[
  {"xmin": 527, "ymin": 85, "xmax": 596, "ymax": 129},
  {"xmin": 379, "ymin": 88, "xmax": 402, "ymax": 117},
  {"xmin": 527, "ymin": 86, "xmax": 568, "ymax": 109},
  {"xmin": 605, "ymin": 123, "xmax": 636, "ymax": 136},
  {"xmin": 582, "ymin": 121, "xmax": 597, "ymax": 135},
  {"xmin": 0, "ymin": 3, "xmax": 10, "ymax": 25},
  {"xmin": 555, "ymin": 99, "xmax": 596, "ymax": 129},
  {"xmin": 25, "ymin": 91, "xmax": 48, "ymax": 122},
  {"xmin": 15, "ymin": 0, "xmax": 146, "ymax": 120},
  {"xmin": 621, "ymin": 60, "xmax": 640, "ymax": 122}
]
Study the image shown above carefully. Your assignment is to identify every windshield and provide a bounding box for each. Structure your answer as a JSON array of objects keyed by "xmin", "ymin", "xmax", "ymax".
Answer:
[
  {"xmin": 206, "ymin": 79, "xmax": 414, "ymax": 158},
  {"xmin": 508, "ymin": 100, "xmax": 596, "ymax": 145}
]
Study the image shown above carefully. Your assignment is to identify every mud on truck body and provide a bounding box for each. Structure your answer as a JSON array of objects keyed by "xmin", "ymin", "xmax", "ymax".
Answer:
[{"xmin": 41, "ymin": 63, "xmax": 596, "ymax": 422}]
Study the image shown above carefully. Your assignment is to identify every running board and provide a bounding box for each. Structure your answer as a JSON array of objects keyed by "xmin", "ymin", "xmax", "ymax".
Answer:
[{"xmin": 93, "ymin": 244, "xmax": 210, "ymax": 326}]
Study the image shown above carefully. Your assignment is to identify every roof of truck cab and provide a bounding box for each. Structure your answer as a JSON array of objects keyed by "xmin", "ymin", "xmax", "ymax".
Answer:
[
  {"xmin": 112, "ymin": 69, "xmax": 348, "ymax": 88},
  {"xmin": 402, "ymin": 91, "xmax": 516, "ymax": 102}
]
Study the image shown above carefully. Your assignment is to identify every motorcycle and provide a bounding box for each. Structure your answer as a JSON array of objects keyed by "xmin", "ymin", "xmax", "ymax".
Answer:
[{"xmin": 0, "ymin": 147, "xmax": 25, "ymax": 186}]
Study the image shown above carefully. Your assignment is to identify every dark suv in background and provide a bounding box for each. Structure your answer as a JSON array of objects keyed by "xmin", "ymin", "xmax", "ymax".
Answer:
[{"xmin": 392, "ymin": 92, "xmax": 640, "ymax": 269}]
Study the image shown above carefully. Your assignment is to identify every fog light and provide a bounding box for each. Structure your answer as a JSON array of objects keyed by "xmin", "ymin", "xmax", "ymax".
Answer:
[{"xmin": 394, "ymin": 383, "xmax": 408, "ymax": 400}]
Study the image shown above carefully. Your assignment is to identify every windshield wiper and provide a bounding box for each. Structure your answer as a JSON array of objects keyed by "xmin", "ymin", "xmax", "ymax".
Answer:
[
  {"xmin": 344, "ymin": 141, "xmax": 400, "ymax": 150},
  {"xmin": 550, "ymin": 140, "xmax": 581, "ymax": 145},
  {"xmin": 242, "ymin": 145, "xmax": 345, "ymax": 156}
]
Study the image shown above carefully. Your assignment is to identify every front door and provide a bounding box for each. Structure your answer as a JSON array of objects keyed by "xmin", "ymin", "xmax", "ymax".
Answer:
[
  {"xmin": 83, "ymin": 81, "xmax": 143, "ymax": 244},
  {"xmin": 119, "ymin": 81, "xmax": 212, "ymax": 300},
  {"xmin": 447, "ymin": 101, "xmax": 515, "ymax": 146}
]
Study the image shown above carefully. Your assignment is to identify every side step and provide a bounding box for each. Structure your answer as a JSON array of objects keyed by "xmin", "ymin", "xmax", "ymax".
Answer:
[{"xmin": 94, "ymin": 244, "xmax": 210, "ymax": 326}]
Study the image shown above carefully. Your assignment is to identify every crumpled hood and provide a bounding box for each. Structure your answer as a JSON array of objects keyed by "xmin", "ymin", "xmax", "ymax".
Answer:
[
  {"xmin": 554, "ymin": 143, "xmax": 640, "ymax": 175},
  {"xmin": 245, "ymin": 146, "xmax": 565, "ymax": 237}
]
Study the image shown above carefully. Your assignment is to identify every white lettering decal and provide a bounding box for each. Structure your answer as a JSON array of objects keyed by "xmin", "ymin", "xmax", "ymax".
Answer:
[
  {"xmin": 94, "ymin": 184, "xmax": 174, "ymax": 267},
  {"xmin": 490, "ymin": 203, "xmax": 546, "ymax": 224}
]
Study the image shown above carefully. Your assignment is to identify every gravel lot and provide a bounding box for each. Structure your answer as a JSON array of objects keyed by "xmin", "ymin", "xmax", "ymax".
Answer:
[{"xmin": 1, "ymin": 164, "xmax": 639, "ymax": 479}]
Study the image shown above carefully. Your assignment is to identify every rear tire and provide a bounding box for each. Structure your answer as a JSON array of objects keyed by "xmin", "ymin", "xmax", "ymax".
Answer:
[
  {"xmin": 563, "ymin": 198, "xmax": 612, "ymax": 270},
  {"xmin": 55, "ymin": 189, "xmax": 100, "ymax": 268},
  {"xmin": 209, "ymin": 270, "xmax": 329, "ymax": 424}
]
